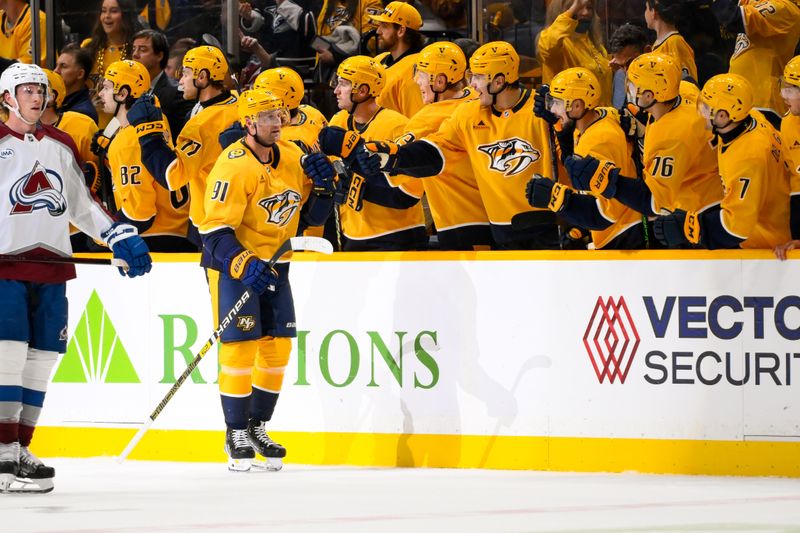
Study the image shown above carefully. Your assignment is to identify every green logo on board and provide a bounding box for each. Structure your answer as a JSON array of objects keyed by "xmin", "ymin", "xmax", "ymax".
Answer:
[{"xmin": 53, "ymin": 290, "xmax": 140, "ymax": 383}]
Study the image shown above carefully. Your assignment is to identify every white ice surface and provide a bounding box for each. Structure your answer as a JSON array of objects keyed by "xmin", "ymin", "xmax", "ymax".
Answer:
[{"xmin": 4, "ymin": 459, "xmax": 800, "ymax": 533}]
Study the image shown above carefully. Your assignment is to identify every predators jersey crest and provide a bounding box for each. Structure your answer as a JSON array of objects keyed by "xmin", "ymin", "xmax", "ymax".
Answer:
[
  {"xmin": 477, "ymin": 137, "xmax": 541, "ymax": 177},
  {"xmin": 258, "ymin": 189, "xmax": 302, "ymax": 226}
]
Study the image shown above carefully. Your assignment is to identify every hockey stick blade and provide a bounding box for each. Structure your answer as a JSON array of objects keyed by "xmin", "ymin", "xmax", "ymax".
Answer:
[
  {"xmin": 117, "ymin": 237, "xmax": 332, "ymax": 463},
  {"xmin": 0, "ymin": 254, "xmax": 128, "ymax": 268}
]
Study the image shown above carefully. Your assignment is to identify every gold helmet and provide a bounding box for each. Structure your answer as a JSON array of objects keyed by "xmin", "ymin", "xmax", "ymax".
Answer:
[
  {"xmin": 183, "ymin": 46, "xmax": 227, "ymax": 82},
  {"xmin": 699, "ymin": 73, "xmax": 753, "ymax": 123},
  {"xmin": 44, "ymin": 69, "xmax": 66, "ymax": 108},
  {"xmin": 626, "ymin": 52, "xmax": 680, "ymax": 102},
  {"xmin": 238, "ymin": 89, "xmax": 286, "ymax": 126},
  {"xmin": 415, "ymin": 42, "xmax": 467, "ymax": 85},
  {"xmin": 253, "ymin": 67, "xmax": 304, "ymax": 109},
  {"xmin": 469, "ymin": 41, "xmax": 519, "ymax": 85},
  {"xmin": 783, "ymin": 55, "xmax": 800, "ymax": 88},
  {"xmin": 104, "ymin": 60, "xmax": 150, "ymax": 99},
  {"xmin": 549, "ymin": 67, "xmax": 601, "ymax": 111},
  {"xmin": 368, "ymin": 1, "xmax": 423, "ymax": 30},
  {"xmin": 336, "ymin": 55, "xmax": 386, "ymax": 98}
]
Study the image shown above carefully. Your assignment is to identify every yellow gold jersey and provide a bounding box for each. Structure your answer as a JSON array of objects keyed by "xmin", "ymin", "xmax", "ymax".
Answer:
[
  {"xmin": 537, "ymin": 12, "xmax": 612, "ymax": 106},
  {"xmin": 642, "ymin": 97, "xmax": 722, "ymax": 213},
  {"xmin": 166, "ymin": 93, "xmax": 239, "ymax": 228},
  {"xmin": 282, "ymin": 104, "xmax": 328, "ymax": 150},
  {"xmin": 200, "ymin": 139, "xmax": 311, "ymax": 260},
  {"xmin": 574, "ymin": 109, "xmax": 643, "ymax": 249},
  {"xmin": 109, "ymin": 123, "xmax": 189, "ymax": 237},
  {"xmin": 714, "ymin": 114, "xmax": 790, "ymax": 248},
  {"xmin": 425, "ymin": 88, "xmax": 556, "ymax": 226},
  {"xmin": 375, "ymin": 51, "xmax": 425, "ymax": 118},
  {"xmin": 653, "ymin": 32, "xmax": 698, "ymax": 82},
  {"xmin": 56, "ymin": 110, "xmax": 99, "ymax": 166},
  {"xmin": 402, "ymin": 88, "xmax": 489, "ymax": 231},
  {"xmin": 330, "ymin": 107, "xmax": 426, "ymax": 240},
  {"xmin": 730, "ymin": 0, "xmax": 800, "ymax": 115},
  {"xmin": 783, "ymin": 113, "xmax": 800, "ymax": 193},
  {"xmin": 0, "ymin": 5, "xmax": 46, "ymax": 65}
]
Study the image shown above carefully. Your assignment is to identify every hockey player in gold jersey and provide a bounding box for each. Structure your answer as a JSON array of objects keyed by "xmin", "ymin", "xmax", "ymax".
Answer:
[
  {"xmin": 710, "ymin": 0, "xmax": 800, "ymax": 122},
  {"xmin": 98, "ymin": 60, "xmax": 194, "ymax": 252},
  {"xmin": 403, "ymin": 41, "xmax": 493, "ymax": 250},
  {"xmin": 364, "ymin": 41, "xmax": 559, "ymax": 250},
  {"xmin": 370, "ymin": 1, "xmax": 426, "ymax": 118},
  {"xmin": 774, "ymin": 56, "xmax": 800, "ymax": 257},
  {"xmin": 645, "ymin": 0, "xmax": 697, "ymax": 83},
  {"xmin": 565, "ymin": 53, "xmax": 721, "ymax": 225},
  {"xmin": 320, "ymin": 55, "xmax": 427, "ymax": 251},
  {"xmin": 40, "ymin": 70, "xmax": 98, "ymax": 168},
  {"xmin": 526, "ymin": 67, "xmax": 648, "ymax": 249},
  {"xmin": 655, "ymin": 74, "xmax": 790, "ymax": 249},
  {"xmin": 130, "ymin": 45, "xmax": 239, "ymax": 247},
  {"xmin": 199, "ymin": 89, "xmax": 335, "ymax": 470}
]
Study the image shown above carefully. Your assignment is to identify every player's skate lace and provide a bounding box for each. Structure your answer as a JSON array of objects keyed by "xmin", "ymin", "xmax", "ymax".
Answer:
[
  {"xmin": 230, "ymin": 429, "xmax": 251, "ymax": 450},
  {"xmin": 248, "ymin": 421, "xmax": 275, "ymax": 447},
  {"xmin": 18, "ymin": 446, "xmax": 55, "ymax": 478}
]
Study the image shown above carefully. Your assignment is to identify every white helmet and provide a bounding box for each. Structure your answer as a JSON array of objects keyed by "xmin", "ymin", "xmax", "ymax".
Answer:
[{"xmin": 0, "ymin": 62, "xmax": 49, "ymax": 125}]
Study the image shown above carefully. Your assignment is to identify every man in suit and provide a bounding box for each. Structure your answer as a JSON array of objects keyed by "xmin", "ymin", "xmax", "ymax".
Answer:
[{"xmin": 132, "ymin": 29, "xmax": 194, "ymax": 141}]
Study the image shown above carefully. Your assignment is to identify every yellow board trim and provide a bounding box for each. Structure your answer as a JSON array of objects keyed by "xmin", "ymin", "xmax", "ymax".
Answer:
[
  {"xmin": 75, "ymin": 249, "xmax": 794, "ymax": 264},
  {"xmin": 31, "ymin": 427, "xmax": 800, "ymax": 477}
]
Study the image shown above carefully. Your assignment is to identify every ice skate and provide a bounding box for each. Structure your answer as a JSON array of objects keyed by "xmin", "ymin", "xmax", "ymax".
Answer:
[
  {"xmin": 224, "ymin": 428, "xmax": 255, "ymax": 472},
  {"xmin": 0, "ymin": 442, "xmax": 19, "ymax": 493},
  {"xmin": 9, "ymin": 446, "xmax": 55, "ymax": 493},
  {"xmin": 247, "ymin": 419, "xmax": 285, "ymax": 472}
]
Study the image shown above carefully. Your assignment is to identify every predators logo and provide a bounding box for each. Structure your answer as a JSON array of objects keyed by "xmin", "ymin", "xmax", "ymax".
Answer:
[
  {"xmin": 258, "ymin": 189, "xmax": 302, "ymax": 226},
  {"xmin": 478, "ymin": 137, "xmax": 540, "ymax": 177}
]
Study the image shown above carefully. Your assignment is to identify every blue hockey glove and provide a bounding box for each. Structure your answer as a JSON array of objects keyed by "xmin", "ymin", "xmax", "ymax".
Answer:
[
  {"xmin": 225, "ymin": 250, "xmax": 278, "ymax": 294},
  {"xmin": 90, "ymin": 130, "xmax": 111, "ymax": 156},
  {"xmin": 653, "ymin": 209, "xmax": 701, "ymax": 247},
  {"xmin": 127, "ymin": 94, "xmax": 163, "ymax": 127},
  {"xmin": 565, "ymin": 155, "xmax": 619, "ymax": 199},
  {"xmin": 302, "ymin": 152, "xmax": 336, "ymax": 197},
  {"xmin": 219, "ymin": 122, "xmax": 245, "ymax": 149},
  {"xmin": 363, "ymin": 140, "xmax": 400, "ymax": 174},
  {"xmin": 525, "ymin": 175, "xmax": 571, "ymax": 212},
  {"xmin": 101, "ymin": 222, "xmax": 153, "ymax": 278},
  {"xmin": 534, "ymin": 85, "xmax": 559, "ymax": 126}
]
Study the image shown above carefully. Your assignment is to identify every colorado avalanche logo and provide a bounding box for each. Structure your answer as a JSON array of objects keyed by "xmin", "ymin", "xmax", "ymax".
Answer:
[
  {"xmin": 9, "ymin": 161, "xmax": 67, "ymax": 216},
  {"xmin": 478, "ymin": 137, "xmax": 540, "ymax": 177},
  {"xmin": 258, "ymin": 190, "xmax": 302, "ymax": 226}
]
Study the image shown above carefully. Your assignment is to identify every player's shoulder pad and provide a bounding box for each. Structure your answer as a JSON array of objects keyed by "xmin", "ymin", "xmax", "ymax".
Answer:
[{"xmin": 329, "ymin": 110, "xmax": 349, "ymax": 128}]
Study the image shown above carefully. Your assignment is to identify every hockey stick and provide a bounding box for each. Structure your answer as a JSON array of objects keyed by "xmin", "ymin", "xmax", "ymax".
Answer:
[
  {"xmin": 116, "ymin": 236, "xmax": 333, "ymax": 463},
  {"xmin": 0, "ymin": 254, "xmax": 127, "ymax": 268}
]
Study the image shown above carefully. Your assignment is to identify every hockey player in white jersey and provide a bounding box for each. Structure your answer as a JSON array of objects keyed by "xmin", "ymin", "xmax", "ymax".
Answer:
[{"xmin": 0, "ymin": 63, "xmax": 152, "ymax": 493}]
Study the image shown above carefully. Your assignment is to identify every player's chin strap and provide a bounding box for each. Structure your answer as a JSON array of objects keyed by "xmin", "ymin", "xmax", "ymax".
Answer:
[
  {"xmin": 7, "ymin": 97, "xmax": 40, "ymax": 126},
  {"xmin": 249, "ymin": 124, "xmax": 275, "ymax": 150}
]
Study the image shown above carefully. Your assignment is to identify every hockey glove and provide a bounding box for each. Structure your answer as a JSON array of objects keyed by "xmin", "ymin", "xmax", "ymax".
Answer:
[
  {"xmin": 225, "ymin": 249, "xmax": 278, "ymax": 294},
  {"xmin": 525, "ymin": 175, "xmax": 572, "ymax": 212},
  {"xmin": 653, "ymin": 209, "xmax": 701, "ymax": 247},
  {"xmin": 219, "ymin": 122, "xmax": 245, "ymax": 149},
  {"xmin": 90, "ymin": 130, "xmax": 111, "ymax": 156},
  {"xmin": 534, "ymin": 85, "xmax": 559, "ymax": 126},
  {"xmin": 561, "ymin": 226, "xmax": 592, "ymax": 250},
  {"xmin": 83, "ymin": 161, "xmax": 101, "ymax": 193},
  {"xmin": 364, "ymin": 140, "xmax": 400, "ymax": 173},
  {"xmin": 101, "ymin": 222, "xmax": 153, "ymax": 278},
  {"xmin": 318, "ymin": 126, "xmax": 383, "ymax": 179},
  {"xmin": 565, "ymin": 155, "xmax": 619, "ymax": 198},
  {"xmin": 301, "ymin": 152, "xmax": 336, "ymax": 197},
  {"xmin": 127, "ymin": 94, "xmax": 163, "ymax": 127}
]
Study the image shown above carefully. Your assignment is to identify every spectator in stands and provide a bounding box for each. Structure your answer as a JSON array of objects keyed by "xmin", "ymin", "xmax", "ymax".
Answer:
[
  {"xmin": 607, "ymin": 23, "xmax": 650, "ymax": 109},
  {"xmin": 82, "ymin": 0, "xmax": 142, "ymax": 128},
  {"xmin": 645, "ymin": 0, "xmax": 697, "ymax": 83},
  {"xmin": 0, "ymin": 0, "xmax": 46, "ymax": 64},
  {"xmin": 370, "ymin": 1, "xmax": 427, "ymax": 118},
  {"xmin": 55, "ymin": 44, "xmax": 98, "ymax": 123},
  {"xmin": 709, "ymin": 0, "xmax": 800, "ymax": 125},
  {"xmin": 132, "ymin": 29, "xmax": 193, "ymax": 141},
  {"xmin": 538, "ymin": 0, "xmax": 611, "ymax": 106}
]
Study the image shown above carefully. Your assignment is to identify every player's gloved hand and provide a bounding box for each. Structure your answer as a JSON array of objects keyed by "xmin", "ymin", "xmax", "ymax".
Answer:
[
  {"xmin": 565, "ymin": 155, "xmax": 619, "ymax": 199},
  {"xmin": 302, "ymin": 152, "xmax": 336, "ymax": 197},
  {"xmin": 90, "ymin": 130, "xmax": 111, "ymax": 156},
  {"xmin": 561, "ymin": 226, "xmax": 591, "ymax": 250},
  {"xmin": 353, "ymin": 147, "xmax": 383, "ymax": 178},
  {"xmin": 318, "ymin": 126, "xmax": 362, "ymax": 160},
  {"xmin": 364, "ymin": 140, "xmax": 400, "ymax": 173},
  {"xmin": 534, "ymin": 85, "xmax": 559, "ymax": 125},
  {"xmin": 127, "ymin": 94, "xmax": 163, "ymax": 127},
  {"xmin": 525, "ymin": 174, "xmax": 572, "ymax": 212},
  {"xmin": 653, "ymin": 209, "xmax": 701, "ymax": 247},
  {"xmin": 219, "ymin": 121, "xmax": 245, "ymax": 149},
  {"xmin": 83, "ymin": 161, "xmax": 101, "ymax": 193},
  {"xmin": 101, "ymin": 222, "xmax": 153, "ymax": 278},
  {"xmin": 620, "ymin": 103, "xmax": 648, "ymax": 140},
  {"xmin": 225, "ymin": 249, "xmax": 278, "ymax": 294}
]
